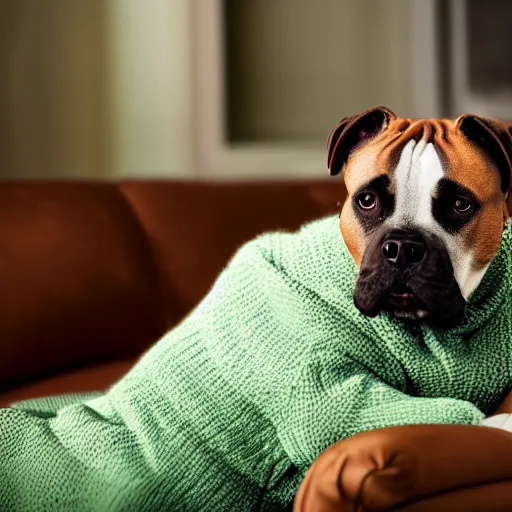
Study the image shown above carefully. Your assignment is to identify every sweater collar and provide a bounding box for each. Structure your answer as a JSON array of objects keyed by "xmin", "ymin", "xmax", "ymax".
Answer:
[
  {"xmin": 328, "ymin": 216, "xmax": 512, "ymax": 338},
  {"xmin": 452, "ymin": 221, "xmax": 512, "ymax": 336}
]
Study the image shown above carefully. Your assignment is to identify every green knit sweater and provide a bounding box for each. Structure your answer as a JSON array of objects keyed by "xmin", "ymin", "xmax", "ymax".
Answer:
[{"xmin": 2, "ymin": 215, "xmax": 512, "ymax": 511}]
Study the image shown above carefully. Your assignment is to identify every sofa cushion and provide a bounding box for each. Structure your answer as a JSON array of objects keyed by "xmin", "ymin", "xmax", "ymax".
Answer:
[
  {"xmin": 0, "ymin": 357, "xmax": 137, "ymax": 407},
  {"xmin": 0, "ymin": 182, "xmax": 165, "ymax": 391}
]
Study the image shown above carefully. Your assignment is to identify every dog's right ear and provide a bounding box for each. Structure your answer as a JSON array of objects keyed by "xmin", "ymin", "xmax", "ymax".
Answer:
[{"xmin": 327, "ymin": 106, "xmax": 396, "ymax": 176}]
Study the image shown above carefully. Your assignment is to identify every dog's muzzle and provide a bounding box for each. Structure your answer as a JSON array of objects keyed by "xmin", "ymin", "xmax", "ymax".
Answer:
[{"xmin": 354, "ymin": 228, "xmax": 466, "ymax": 329}]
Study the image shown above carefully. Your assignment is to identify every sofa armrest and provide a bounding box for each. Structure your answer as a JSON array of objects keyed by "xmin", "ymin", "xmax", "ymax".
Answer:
[{"xmin": 294, "ymin": 424, "xmax": 512, "ymax": 512}]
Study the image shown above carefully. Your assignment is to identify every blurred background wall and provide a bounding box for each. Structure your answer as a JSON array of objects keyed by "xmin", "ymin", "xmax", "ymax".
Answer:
[
  {"xmin": 0, "ymin": 0, "xmax": 108, "ymax": 179},
  {"xmin": 0, "ymin": 0, "xmax": 510, "ymax": 180},
  {"xmin": 0, "ymin": 0, "xmax": 192, "ymax": 179}
]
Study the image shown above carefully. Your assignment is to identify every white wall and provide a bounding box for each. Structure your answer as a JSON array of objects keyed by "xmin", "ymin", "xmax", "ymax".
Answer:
[
  {"xmin": 0, "ymin": 0, "xmax": 107, "ymax": 179},
  {"xmin": 105, "ymin": 0, "xmax": 195, "ymax": 179},
  {"xmin": 0, "ymin": 0, "xmax": 196, "ymax": 180}
]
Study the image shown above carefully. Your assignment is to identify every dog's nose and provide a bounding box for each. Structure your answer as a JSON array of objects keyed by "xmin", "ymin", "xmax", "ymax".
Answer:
[{"xmin": 382, "ymin": 230, "xmax": 426, "ymax": 268}]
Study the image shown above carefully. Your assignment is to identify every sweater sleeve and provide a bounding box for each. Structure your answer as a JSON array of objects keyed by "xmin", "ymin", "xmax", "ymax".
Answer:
[
  {"xmin": 0, "ymin": 400, "xmax": 144, "ymax": 511},
  {"xmin": 277, "ymin": 353, "xmax": 485, "ymax": 467}
]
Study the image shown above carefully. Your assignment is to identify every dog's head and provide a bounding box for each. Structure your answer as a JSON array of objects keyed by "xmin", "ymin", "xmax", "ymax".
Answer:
[{"xmin": 329, "ymin": 106, "xmax": 512, "ymax": 329}]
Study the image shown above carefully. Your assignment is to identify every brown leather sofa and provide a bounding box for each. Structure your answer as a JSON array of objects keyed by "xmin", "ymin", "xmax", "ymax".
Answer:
[
  {"xmin": 0, "ymin": 179, "xmax": 511, "ymax": 511},
  {"xmin": 0, "ymin": 179, "xmax": 342, "ymax": 404},
  {"xmin": 294, "ymin": 424, "xmax": 512, "ymax": 511}
]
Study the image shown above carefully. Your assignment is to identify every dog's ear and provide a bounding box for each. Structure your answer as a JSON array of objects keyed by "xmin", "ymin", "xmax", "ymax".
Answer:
[
  {"xmin": 327, "ymin": 106, "xmax": 396, "ymax": 176},
  {"xmin": 456, "ymin": 114, "xmax": 512, "ymax": 194},
  {"xmin": 456, "ymin": 114, "xmax": 512, "ymax": 221}
]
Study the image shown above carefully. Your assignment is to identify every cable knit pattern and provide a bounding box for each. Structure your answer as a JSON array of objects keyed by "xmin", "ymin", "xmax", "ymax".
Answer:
[{"xmin": 2, "ymin": 215, "xmax": 512, "ymax": 510}]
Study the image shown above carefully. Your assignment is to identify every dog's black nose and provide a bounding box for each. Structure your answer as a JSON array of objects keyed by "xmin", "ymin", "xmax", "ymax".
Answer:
[{"xmin": 382, "ymin": 230, "xmax": 426, "ymax": 269}]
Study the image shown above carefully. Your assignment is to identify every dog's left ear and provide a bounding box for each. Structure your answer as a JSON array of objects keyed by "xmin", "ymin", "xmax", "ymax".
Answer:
[
  {"xmin": 456, "ymin": 114, "xmax": 512, "ymax": 221},
  {"xmin": 327, "ymin": 106, "xmax": 396, "ymax": 176},
  {"xmin": 456, "ymin": 114, "xmax": 512, "ymax": 194}
]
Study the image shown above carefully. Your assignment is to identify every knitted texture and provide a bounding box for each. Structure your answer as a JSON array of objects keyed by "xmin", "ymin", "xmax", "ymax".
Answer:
[{"xmin": 2, "ymin": 215, "xmax": 512, "ymax": 511}]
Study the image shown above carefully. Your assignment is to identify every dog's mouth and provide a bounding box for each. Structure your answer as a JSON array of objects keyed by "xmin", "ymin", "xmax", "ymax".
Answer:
[
  {"xmin": 383, "ymin": 283, "xmax": 430, "ymax": 321},
  {"xmin": 355, "ymin": 271, "xmax": 465, "ymax": 328},
  {"xmin": 353, "ymin": 229, "xmax": 466, "ymax": 329}
]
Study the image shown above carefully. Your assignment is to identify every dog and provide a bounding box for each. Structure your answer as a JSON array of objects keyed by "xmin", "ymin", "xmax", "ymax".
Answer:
[
  {"xmin": 3, "ymin": 107, "xmax": 512, "ymax": 511},
  {"xmin": 330, "ymin": 106, "xmax": 512, "ymax": 329}
]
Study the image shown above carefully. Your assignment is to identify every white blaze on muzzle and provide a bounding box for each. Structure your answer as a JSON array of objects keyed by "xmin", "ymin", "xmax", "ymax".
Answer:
[{"xmin": 387, "ymin": 139, "xmax": 484, "ymax": 300}]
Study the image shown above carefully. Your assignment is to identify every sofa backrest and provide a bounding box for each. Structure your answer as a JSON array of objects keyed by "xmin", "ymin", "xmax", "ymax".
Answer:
[{"xmin": 0, "ymin": 179, "xmax": 345, "ymax": 390}]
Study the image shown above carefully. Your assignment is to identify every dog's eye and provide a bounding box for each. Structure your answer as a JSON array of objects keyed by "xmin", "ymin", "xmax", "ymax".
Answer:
[
  {"xmin": 356, "ymin": 192, "xmax": 377, "ymax": 211},
  {"xmin": 453, "ymin": 196, "xmax": 473, "ymax": 214}
]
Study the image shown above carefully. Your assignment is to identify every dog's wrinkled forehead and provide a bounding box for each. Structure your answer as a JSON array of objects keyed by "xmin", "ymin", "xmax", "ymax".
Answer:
[
  {"xmin": 331, "ymin": 112, "xmax": 510, "ymax": 196},
  {"xmin": 329, "ymin": 107, "xmax": 512, "ymax": 299},
  {"xmin": 347, "ymin": 119, "xmax": 499, "ymax": 226}
]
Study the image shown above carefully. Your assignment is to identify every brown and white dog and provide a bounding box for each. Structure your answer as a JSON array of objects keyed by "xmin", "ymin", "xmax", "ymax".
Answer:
[{"xmin": 328, "ymin": 106, "xmax": 512, "ymax": 329}]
